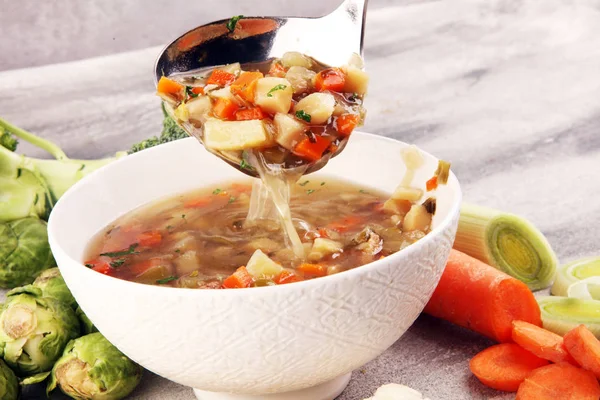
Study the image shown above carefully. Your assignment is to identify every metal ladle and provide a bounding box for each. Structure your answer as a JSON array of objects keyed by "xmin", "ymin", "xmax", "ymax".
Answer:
[{"xmin": 154, "ymin": 0, "xmax": 368, "ymax": 178}]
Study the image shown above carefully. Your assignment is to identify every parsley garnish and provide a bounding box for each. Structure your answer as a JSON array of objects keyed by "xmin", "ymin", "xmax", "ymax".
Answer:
[
  {"xmin": 306, "ymin": 189, "xmax": 315, "ymax": 195},
  {"xmin": 110, "ymin": 259, "xmax": 125, "ymax": 268},
  {"xmin": 267, "ymin": 84, "xmax": 287, "ymax": 97},
  {"xmin": 227, "ymin": 15, "xmax": 243, "ymax": 32},
  {"xmin": 359, "ymin": 189, "xmax": 369, "ymax": 194},
  {"xmin": 181, "ymin": 214, "xmax": 186, "ymax": 219},
  {"xmin": 85, "ymin": 263, "xmax": 94, "ymax": 268},
  {"xmin": 100, "ymin": 243, "xmax": 139, "ymax": 257},
  {"xmin": 156, "ymin": 276, "xmax": 178, "ymax": 284},
  {"xmin": 320, "ymin": 182, "xmax": 326, "ymax": 186},
  {"xmin": 166, "ymin": 225, "xmax": 173, "ymax": 230},
  {"xmin": 299, "ymin": 180, "xmax": 309, "ymax": 186},
  {"xmin": 295, "ymin": 110, "xmax": 311, "ymax": 122},
  {"xmin": 213, "ymin": 188, "xmax": 223, "ymax": 195},
  {"xmin": 240, "ymin": 159, "xmax": 254, "ymax": 170},
  {"xmin": 185, "ymin": 86, "xmax": 199, "ymax": 99},
  {"xmin": 228, "ymin": 196, "xmax": 236, "ymax": 203},
  {"xmin": 174, "ymin": 249, "xmax": 181, "ymax": 253}
]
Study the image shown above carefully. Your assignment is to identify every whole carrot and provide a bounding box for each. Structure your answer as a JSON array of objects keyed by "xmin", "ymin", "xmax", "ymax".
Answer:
[{"xmin": 424, "ymin": 249, "xmax": 542, "ymax": 342}]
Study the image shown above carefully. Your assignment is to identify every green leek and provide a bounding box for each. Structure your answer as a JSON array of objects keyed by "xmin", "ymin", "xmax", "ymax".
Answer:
[
  {"xmin": 454, "ymin": 203, "xmax": 558, "ymax": 290},
  {"xmin": 537, "ymin": 296, "xmax": 600, "ymax": 337},
  {"xmin": 551, "ymin": 257, "xmax": 600, "ymax": 297}
]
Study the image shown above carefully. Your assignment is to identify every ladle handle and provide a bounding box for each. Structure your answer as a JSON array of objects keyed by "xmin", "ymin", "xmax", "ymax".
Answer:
[{"xmin": 328, "ymin": 0, "xmax": 369, "ymax": 56}]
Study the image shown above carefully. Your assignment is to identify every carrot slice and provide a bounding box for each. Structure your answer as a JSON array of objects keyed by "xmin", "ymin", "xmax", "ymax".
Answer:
[
  {"xmin": 512, "ymin": 320, "xmax": 576, "ymax": 364},
  {"xmin": 230, "ymin": 71, "xmax": 263, "ymax": 103},
  {"xmin": 213, "ymin": 98, "xmax": 239, "ymax": 120},
  {"xmin": 293, "ymin": 136, "xmax": 331, "ymax": 162},
  {"xmin": 426, "ymin": 176, "xmax": 438, "ymax": 191},
  {"xmin": 274, "ymin": 270, "xmax": 302, "ymax": 285},
  {"xmin": 516, "ymin": 362, "xmax": 600, "ymax": 400},
  {"xmin": 424, "ymin": 250, "xmax": 542, "ymax": 343},
  {"xmin": 137, "ymin": 231, "xmax": 162, "ymax": 248},
  {"xmin": 268, "ymin": 62, "xmax": 287, "ymax": 78},
  {"xmin": 315, "ymin": 68, "xmax": 346, "ymax": 92},
  {"xmin": 157, "ymin": 76, "xmax": 184, "ymax": 98},
  {"xmin": 222, "ymin": 266, "xmax": 253, "ymax": 288},
  {"xmin": 85, "ymin": 259, "xmax": 112, "ymax": 275},
  {"xmin": 191, "ymin": 86, "xmax": 204, "ymax": 95},
  {"xmin": 563, "ymin": 324, "xmax": 600, "ymax": 378},
  {"xmin": 335, "ymin": 113, "xmax": 360, "ymax": 136},
  {"xmin": 206, "ymin": 69, "xmax": 236, "ymax": 86},
  {"xmin": 297, "ymin": 263, "xmax": 326, "ymax": 278},
  {"xmin": 470, "ymin": 343, "xmax": 549, "ymax": 392},
  {"xmin": 234, "ymin": 107, "xmax": 265, "ymax": 121}
]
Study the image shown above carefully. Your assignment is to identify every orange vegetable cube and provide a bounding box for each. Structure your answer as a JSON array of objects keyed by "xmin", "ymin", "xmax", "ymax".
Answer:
[
  {"xmin": 335, "ymin": 113, "xmax": 360, "ymax": 136},
  {"xmin": 206, "ymin": 69, "xmax": 236, "ymax": 86},
  {"xmin": 426, "ymin": 176, "xmax": 438, "ymax": 191},
  {"xmin": 315, "ymin": 68, "xmax": 346, "ymax": 92},
  {"xmin": 138, "ymin": 231, "xmax": 163, "ymax": 247},
  {"xmin": 231, "ymin": 71, "xmax": 263, "ymax": 102},
  {"xmin": 157, "ymin": 76, "xmax": 184, "ymax": 98},
  {"xmin": 212, "ymin": 98, "xmax": 240, "ymax": 120},
  {"xmin": 234, "ymin": 107, "xmax": 266, "ymax": 121},
  {"xmin": 222, "ymin": 266, "xmax": 254, "ymax": 288},
  {"xmin": 297, "ymin": 263, "xmax": 327, "ymax": 278},
  {"xmin": 293, "ymin": 136, "xmax": 331, "ymax": 162}
]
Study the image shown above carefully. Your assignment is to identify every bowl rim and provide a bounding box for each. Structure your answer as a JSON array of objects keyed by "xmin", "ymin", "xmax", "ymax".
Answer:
[{"xmin": 48, "ymin": 131, "xmax": 462, "ymax": 298}]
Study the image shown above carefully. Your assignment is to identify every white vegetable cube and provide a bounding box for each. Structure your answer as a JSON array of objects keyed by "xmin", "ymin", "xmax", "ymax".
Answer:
[
  {"xmin": 285, "ymin": 66, "xmax": 316, "ymax": 94},
  {"xmin": 208, "ymin": 87, "xmax": 238, "ymax": 103},
  {"xmin": 403, "ymin": 204, "xmax": 432, "ymax": 231},
  {"xmin": 382, "ymin": 199, "xmax": 412, "ymax": 215},
  {"xmin": 294, "ymin": 93, "xmax": 335, "ymax": 125},
  {"xmin": 220, "ymin": 62, "xmax": 241, "ymax": 75},
  {"xmin": 344, "ymin": 65, "xmax": 369, "ymax": 95},
  {"xmin": 203, "ymin": 119, "xmax": 272, "ymax": 151},
  {"xmin": 254, "ymin": 77, "xmax": 293, "ymax": 114},
  {"xmin": 246, "ymin": 249, "xmax": 283, "ymax": 279},
  {"xmin": 186, "ymin": 96, "xmax": 212, "ymax": 123},
  {"xmin": 273, "ymin": 113, "xmax": 307, "ymax": 150},
  {"xmin": 308, "ymin": 238, "xmax": 343, "ymax": 262},
  {"xmin": 174, "ymin": 103, "xmax": 190, "ymax": 122},
  {"xmin": 391, "ymin": 186, "xmax": 423, "ymax": 202},
  {"xmin": 281, "ymin": 52, "xmax": 313, "ymax": 68}
]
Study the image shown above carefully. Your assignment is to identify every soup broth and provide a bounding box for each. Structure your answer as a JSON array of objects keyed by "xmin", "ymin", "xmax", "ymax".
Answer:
[{"xmin": 83, "ymin": 178, "xmax": 433, "ymax": 289}]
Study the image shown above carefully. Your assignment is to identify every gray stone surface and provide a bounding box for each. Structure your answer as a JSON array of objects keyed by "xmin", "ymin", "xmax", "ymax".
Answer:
[{"xmin": 2, "ymin": 0, "xmax": 600, "ymax": 399}]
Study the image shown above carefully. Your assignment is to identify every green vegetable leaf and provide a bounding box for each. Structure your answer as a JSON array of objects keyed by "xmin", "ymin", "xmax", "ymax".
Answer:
[
  {"xmin": 228, "ymin": 196, "xmax": 236, "ymax": 204},
  {"xmin": 306, "ymin": 189, "xmax": 315, "ymax": 195},
  {"xmin": 266, "ymin": 84, "xmax": 287, "ymax": 97},
  {"xmin": 213, "ymin": 188, "xmax": 222, "ymax": 195},
  {"xmin": 299, "ymin": 180, "xmax": 309, "ymax": 186},
  {"xmin": 359, "ymin": 189, "xmax": 369, "ymax": 194},
  {"xmin": 320, "ymin": 182, "xmax": 326, "ymax": 186},
  {"xmin": 295, "ymin": 110, "xmax": 311, "ymax": 122},
  {"xmin": 156, "ymin": 276, "xmax": 177, "ymax": 284},
  {"xmin": 226, "ymin": 15, "xmax": 244, "ymax": 32},
  {"xmin": 240, "ymin": 159, "xmax": 254, "ymax": 170},
  {"xmin": 0, "ymin": 127, "xmax": 18, "ymax": 151},
  {"xmin": 185, "ymin": 86, "xmax": 199, "ymax": 99},
  {"xmin": 109, "ymin": 259, "xmax": 125, "ymax": 268},
  {"xmin": 100, "ymin": 243, "xmax": 139, "ymax": 258}
]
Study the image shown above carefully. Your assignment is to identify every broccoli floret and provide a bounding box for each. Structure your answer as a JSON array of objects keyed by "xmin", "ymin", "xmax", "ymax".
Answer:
[{"xmin": 128, "ymin": 104, "xmax": 188, "ymax": 154}]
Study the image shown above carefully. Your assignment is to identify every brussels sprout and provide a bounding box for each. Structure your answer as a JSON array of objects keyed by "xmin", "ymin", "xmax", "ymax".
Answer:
[
  {"xmin": 0, "ymin": 358, "xmax": 18, "ymax": 400},
  {"xmin": 48, "ymin": 333, "xmax": 143, "ymax": 400},
  {"xmin": 0, "ymin": 218, "xmax": 55, "ymax": 288},
  {"xmin": 76, "ymin": 306, "xmax": 97, "ymax": 335},
  {"xmin": 33, "ymin": 267, "xmax": 77, "ymax": 309},
  {"xmin": 0, "ymin": 286, "xmax": 80, "ymax": 376}
]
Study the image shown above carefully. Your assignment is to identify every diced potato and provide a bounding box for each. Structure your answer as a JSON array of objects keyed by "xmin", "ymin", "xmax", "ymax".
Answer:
[
  {"xmin": 281, "ymin": 52, "xmax": 313, "ymax": 69},
  {"xmin": 285, "ymin": 66, "xmax": 316, "ymax": 94},
  {"xmin": 343, "ymin": 65, "xmax": 369, "ymax": 95},
  {"xmin": 273, "ymin": 113, "xmax": 307, "ymax": 150},
  {"xmin": 220, "ymin": 62, "xmax": 241, "ymax": 75},
  {"xmin": 203, "ymin": 119, "xmax": 272, "ymax": 150},
  {"xmin": 174, "ymin": 251, "xmax": 201, "ymax": 275},
  {"xmin": 382, "ymin": 199, "xmax": 412, "ymax": 215},
  {"xmin": 174, "ymin": 103, "xmax": 190, "ymax": 122},
  {"xmin": 186, "ymin": 95, "xmax": 212, "ymax": 123},
  {"xmin": 246, "ymin": 249, "xmax": 283, "ymax": 279},
  {"xmin": 391, "ymin": 186, "xmax": 423, "ymax": 202},
  {"xmin": 347, "ymin": 53, "xmax": 364, "ymax": 69},
  {"xmin": 294, "ymin": 93, "xmax": 335, "ymax": 125},
  {"xmin": 401, "ymin": 145, "xmax": 425, "ymax": 170},
  {"xmin": 308, "ymin": 238, "xmax": 343, "ymax": 262},
  {"xmin": 403, "ymin": 204, "xmax": 432, "ymax": 232},
  {"xmin": 254, "ymin": 77, "xmax": 293, "ymax": 114},
  {"xmin": 208, "ymin": 87, "xmax": 238, "ymax": 103}
]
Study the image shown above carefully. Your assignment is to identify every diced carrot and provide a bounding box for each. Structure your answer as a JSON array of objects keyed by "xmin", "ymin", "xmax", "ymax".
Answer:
[
  {"xmin": 326, "ymin": 215, "xmax": 366, "ymax": 233},
  {"xmin": 184, "ymin": 196, "xmax": 213, "ymax": 208},
  {"xmin": 516, "ymin": 362, "xmax": 600, "ymax": 400},
  {"xmin": 297, "ymin": 263, "xmax": 327, "ymax": 278},
  {"xmin": 512, "ymin": 320, "xmax": 576, "ymax": 364},
  {"xmin": 328, "ymin": 143, "xmax": 338, "ymax": 153},
  {"xmin": 335, "ymin": 113, "xmax": 360, "ymax": 136},
  {"xmin": 315, "ymin": 68, "xmax": 346, "ymax": 92},
  {"xmin": 293, "ymin": 136, "xmax": 331, "ymax": 162},
  {"xmin": 137, "ymin": 231, "xmax": 162, "ymax": 248},
  {"xmin": 424, "ymin": 250, "xmax": 542, "ymax": 343},
  {"xmin": 426, "ymin": 176, "xmax": 438, "ymax": 191},
  {"xmin": 470, "ymin": 343, "xmax": 549, "ymax": 392},
  {"xmin": 212, "ymin": 98, "xmax": 239, "ymax": 120},
  {"xmin": 317, "ymin": 228, "xmax": 330, "ymax": 238},
  {"xmin": 85, "ymin": 259, "xmax": 112, "ymax": 275},
  {"xmin": 274, "ymin": 270, "xmax": 302, "ymax": 285},
  {"xmin": 563, "ymin": 324, "xmax": 600, "ymax": 378},
  {"xmin": 157, "ymin": 76, "xmax": 184, "ymax": 98},
  {"xmin": 231, "ymin": 71, "xmax": 263, "ymax": 102},
  {"xmin": 268, "ymin": 62, "xmax": 287, "ymax": 78},
  {"xmin": 222, "ymin": 266, "xmax": 254, "ymax": 288},
  {"xmin": 191, "ymin": 86, "xmax": 204, "ymax": 95},
  {"xmin": 206, "ymin": 69, "xmax": 236, "ymax": 86},
  {"xmin": 235, "ymin": 107, "xmax": 265, "ymax": 121}
]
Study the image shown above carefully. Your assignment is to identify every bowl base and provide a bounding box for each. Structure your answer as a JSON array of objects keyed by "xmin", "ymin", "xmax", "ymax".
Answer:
[{"xmin": 193, "ymin": 373, "xmax": 352, "ymax": 400}]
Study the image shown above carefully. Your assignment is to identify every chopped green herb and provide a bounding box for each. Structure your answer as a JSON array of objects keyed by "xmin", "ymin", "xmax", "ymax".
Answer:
[
  {"xmin": 213, "ymin": 188, "xmax": 223, "ymax": 195},
  {"xmin": 240, "ymin": 159, "xmax": 254, "ymax": 170},
  {"xmin": 174, "ymin": 249, "xmax": 181, "ymax": 253},
  {"xmin": 84, "ymin": 264, "xmax": 94, "ymax": 269},
  {"xmin": 295, "ymin": 110, "xmax": 311, "ymax": 122},
  {"xmin": 100, "ymin": 243, "xmax": 139, "ymax": 257},
  {"xmin": 156, "ymin": 276, "xmax": 178, "ymax": 284},
  {"xmin": 359, "ymin": 189, "xmax": 369, "ymax": 194},
  {"xmin": 226, "ymin": 15, "xmax": 243, "ymax": 32},
  {"xmin": 181, "ymin": 214, "xmax": 186, "ymax": 219},
  {"xmin": 185, "ymin": 86, "xmax": 199, "ymax": 99},
  {"xmin": 299, "ymin": 180, "xmax": 310, "ymax": 186},
  {"xmin": 306, "ymin": 189, "xmax": 315, "ymax": 195},
  {"xmin": 78, "ymin": 164, "xmax": 85, "ymax": 171},
  {"xmin": 320, "ymin": 181, "xmax": 326, "ymax": 186},
  {"xmin": 266, "ymin": 84, "xmax": 287, "ymax": 97},
  {"xmin": 166, "ymin": 225, "xmax": 173, "ymax": 230},
  {"xmin": 228, "ymin": 196, "xmax": 236, "ymax": 203},
  {"xmin": 109, "ymin": 259, "xmax": 125, "ymax": 268}
]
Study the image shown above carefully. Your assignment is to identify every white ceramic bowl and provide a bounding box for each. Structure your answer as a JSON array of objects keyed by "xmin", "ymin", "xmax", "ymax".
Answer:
[{"xmin": 48, "ymin": 133, "xmax": 461, "ymax": 399}]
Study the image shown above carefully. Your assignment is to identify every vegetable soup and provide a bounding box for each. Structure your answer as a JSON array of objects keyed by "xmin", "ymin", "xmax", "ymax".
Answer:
[{"xmin": 83, "ymin": 177, "xmax": 436, "ymax": 289}]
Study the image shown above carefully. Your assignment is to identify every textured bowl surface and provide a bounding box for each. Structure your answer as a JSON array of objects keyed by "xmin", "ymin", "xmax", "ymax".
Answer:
[{"xmin": 48, "ymin": 133, "xmax": 461, "ymax": 394}]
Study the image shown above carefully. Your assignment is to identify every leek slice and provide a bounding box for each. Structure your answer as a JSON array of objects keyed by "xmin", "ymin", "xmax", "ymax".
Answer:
[
  {"xmin": 551, "ymin": 257, "xmax": 600, "ymax": 297},
  {"xmin": 454, "ymin": 203, "xmax": 558, "ymax": 290},
  {"xmin": 537, "ymin": 296, "xmax": 600, "ymax": 337},
  {"xmin": 567, "ymin": 277, "xmax": 600, "ymax": 300}
]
